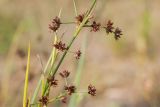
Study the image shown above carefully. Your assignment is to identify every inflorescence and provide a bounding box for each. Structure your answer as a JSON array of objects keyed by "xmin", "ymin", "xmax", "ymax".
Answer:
[
  {"xmin": 38, "ymin": 69, "xmax": 96, "ymax": 106},
  {"xmin": 50, "ymin": 13, "xmax": 122, "ymax": 61},
  {"xmin": 49, "ymin": 14, "xmax": 122, "ymax": 40},
  {"xmin": 38, "ymin": 11, "xmax": 122, "ymax": 107}
]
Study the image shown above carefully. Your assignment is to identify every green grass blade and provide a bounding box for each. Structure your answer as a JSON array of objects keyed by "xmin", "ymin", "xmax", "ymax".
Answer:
[
  {"xmin": 86, "ymin": 0, "xmax": 96, "ymax": 17},
  {"xmin": 30, "ymin": 52, "xmax": 52, "ymax": 104},
  {"xmin": 23, "ymin": 41, "xmax": 31, "ymax": 107},
  {"xmin": 51, "ymin": 35, "xmax": 58, "ymax": 65},
  {"xmin": 41, "ymin": 75, "xmax": 45, "ymax": 96},
  {"xmin": 31, "ymin": 79, "xmax": 42, "ymax": 104},
  {"xmin": 31, "ymin": 40, "xmax": 57, "ymax": 104}
]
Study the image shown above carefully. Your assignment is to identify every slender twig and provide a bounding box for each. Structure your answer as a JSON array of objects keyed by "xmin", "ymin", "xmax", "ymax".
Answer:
[
  {"xmin": 61, "ymin": 22, "xmax": 75, "ymax": 24},
  {"xmin": 64, "ymin": 78, "xmax": 68, "ymax": 86},
  {"xmin": 73, "ymin": 0, "xmax": 78, "ymax": 16}
]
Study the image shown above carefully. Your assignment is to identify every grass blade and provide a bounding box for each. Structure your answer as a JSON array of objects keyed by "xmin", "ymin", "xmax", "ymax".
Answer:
[
  {"xmin": 23, "ymin": 41, "xmax": 31, "ymax": 107},
  {"xmin": 51, "ymin": 35, "xmax": 58, "ymax": 65},
  {"xmin": 31, "ymin": 39, "xmax": 58, "ymax": 104},
  {"xmin": 58, "ymin": 8, "xmax": 63, "ymax": 18},
  {"xmin": 31, "ymin": 8, "xmax": 62, "ymax": 104},
  {"xmin": 73, "ymin": 0, "xmax": 78, "ymax": 16},
  {"xmin": 31, "ymin": 79, "xmax": 42, "ymax": 104}
]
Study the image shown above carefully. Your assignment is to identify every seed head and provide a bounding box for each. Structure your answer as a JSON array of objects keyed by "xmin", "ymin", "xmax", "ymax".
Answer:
[
  {"xmin": 88, "ymin": 84, "xmax": 96, "ymax": 96},
  {"xmin": 76, "ymin": 14, "xmax": 85, "ymax": 25},
  {"xmin": 47, "ymin": 76, "xmax": 58, "ymax": 87},
  {"xmin": 74, "ymin": 50, "xmax": 81, "ymax": 59},
  {"xmin": 59, "ymin": 70, "xmax": 70, "ymax": 78},
  {"xmin": 114, "ymin": 27, "xmax": 122, "ymax": 40},
  {"xmin": 91, "ymin": 21, "xmax": 101, "ymax": 32},
  {"xmin": 60, "ymin": 96, "xmax": 67, "ymax": 103},
  {"xmin": 49, "ymin": 16, "xmax": 61, "ymax": 32},
  {"xmin": 53, "ymin": 41, "xmax": 67, "ymax": 52},
  {"xmin": 39, "ymin": 95, "xmax": 49, "ymax": 106},
  {"xmin": 65, "ymin": 85, "xmax": 76, "ymax": 95},
  {"xmin": 104, "ymin": 20, "xmax": 114, "ymax": 34}
]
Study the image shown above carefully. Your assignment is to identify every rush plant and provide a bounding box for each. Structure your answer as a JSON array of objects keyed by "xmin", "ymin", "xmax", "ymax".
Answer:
[{"xmin": 23, "ymin": 0, "xmax": 122, "ymax": 107}]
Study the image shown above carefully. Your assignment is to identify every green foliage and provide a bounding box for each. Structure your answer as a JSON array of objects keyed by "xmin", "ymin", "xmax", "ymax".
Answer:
[
  {"xmin": 0, "ymin": 14, "xmax": 17, "ymax": 54},
  {"xmin": 23, "ymin": 42, "xmax": 31, "ymax": 107}
]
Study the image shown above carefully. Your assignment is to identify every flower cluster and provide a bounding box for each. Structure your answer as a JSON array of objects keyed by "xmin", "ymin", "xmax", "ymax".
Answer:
[
  {"xmin": 49, "ymin": 13, "xmax": 122, "ymax": 42},
  {"xmin": 59, "ymin": 70, "xmax": 70, "ymax": 78},
  {"xmin": 88, "ymin": 84, "xmax": 96, "ymax": 96},
  {"xmin": 64, "ymin": 85, "xmax": 76, "ymax": 95},
  {"xmin": 104, "ymin": 20, "xmax": 114, "ymax": 34},
  {"xmin": 114, "ymin": 27, "xmax": 122, "ymax": 40},
  {"xmin": 47, "ymin": 76, "xmax": 58, "ymax": 87},
  {"xmin": 60, "ymin": 96, "xmax": 67, "ymax": 103},
  {"xmin": 90, "ymin": 21, "xmax": 101, "ymax": 32},
  {"xmin": 49, "ymin": 16, "xmax": 61, "ymax": 32},
  {"xmin": 104, "ymin": 20, "xmax": 122, "ymax": 40},
  {"xmin": 53, "ymin": 41, "xmax": 67, "ymax": 52},
  {"xmin": 75, "ymin": 14, "xmax": 85, "ymax": 25},
  {"xmin": 38, "ymin": 69, "xmax": 96, "ymax": 105},
  {"xmin": 74, "ymin": 50, "xmax": 81, "ymax": 59},
  {"xmin": 48, "ymin": 15, "xmax": 122, "ymax": 75},
  {"xmin": 39, "ymin": 95, "xmax": 49, "ymax": 106}
]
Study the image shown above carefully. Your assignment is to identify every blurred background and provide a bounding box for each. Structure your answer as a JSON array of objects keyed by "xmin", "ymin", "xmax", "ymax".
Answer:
[{"xmin": 0, "ymin": 0, "xmax": 160, "ymax": 107}]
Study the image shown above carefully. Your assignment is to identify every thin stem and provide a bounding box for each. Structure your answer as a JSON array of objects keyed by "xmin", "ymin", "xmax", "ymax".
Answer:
[
  {"xmin": 36, "ymin": 54, "xmax": 44, "ymax": 73},
  {"xmin": 74, "ymin": 91, "xmax": 87, "ymax": 93},
  {"xmin": 83, "ymin": 25, "xmax": 92, "ymax": 27},
  {"xmin": 61, "ymin": 22, "xmax": 75, "ymax": 24},
  {"xmin": 30, "ymin": 102, "xmax": 40, "ymax": 106},
  {"xmin": 48, "ymin": 93, "xmax": 67, "ymax": 105},
  {"xmin": 48, "ymin": 94, "xmax": 64, "ymax": 103},
  {"xmin": 64, "ymin": 78, "xmax": 68, "ymax": 86},
  {"xmin": 73, "ymin": 0, "xmax": 78, "ymax": 16},
  {"xmin": 61, "ymin": 23, "xmax": 106, "ymax": 29}
]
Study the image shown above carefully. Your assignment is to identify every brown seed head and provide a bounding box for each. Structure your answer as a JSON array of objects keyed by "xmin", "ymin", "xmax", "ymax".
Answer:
[
  {"xmin": 59, "ymin": 70, "xmax": 70, "ymax": 78},
  {"xmin": 49, "ymin": 16, "xmax": 61, "ymax": 32},
  {"xmin": 104, "ymin": 20, "xmax": 114, "ymax": 34},
  {"xmin": 39, "ymin": 96, "xmax": 49, "ymax": 106},
  {"xmin": 65, "ymin": 85, "xmax": 76, "ymax": 95},
  {"xmin": 88, "ymin": 84, "xmax": 96, "ymax": 96},
  {"xmin": 60, "ymin": 96, "xmax": 67, "ymax": 103},
  {"xmin": 114, "ymin": 27, "xmax": 122, "ymax": 40},
  {"xmin": 53, "ymin": 41, "xmax": 67, "ymax": 52},
  {"xmin": 47, "ymin": 76, "xmax": 58, "ymax": 87},
  {"xmin": 91, "ymin": 21, "xmax": 101, "ymax": 32},
  {"xmin": 76, "ymin": 14, "xmax": 85, "ymax": 25},
  {"xmin": 74, "ymin": 50, "xmax": 81, "ymax": 59}
]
